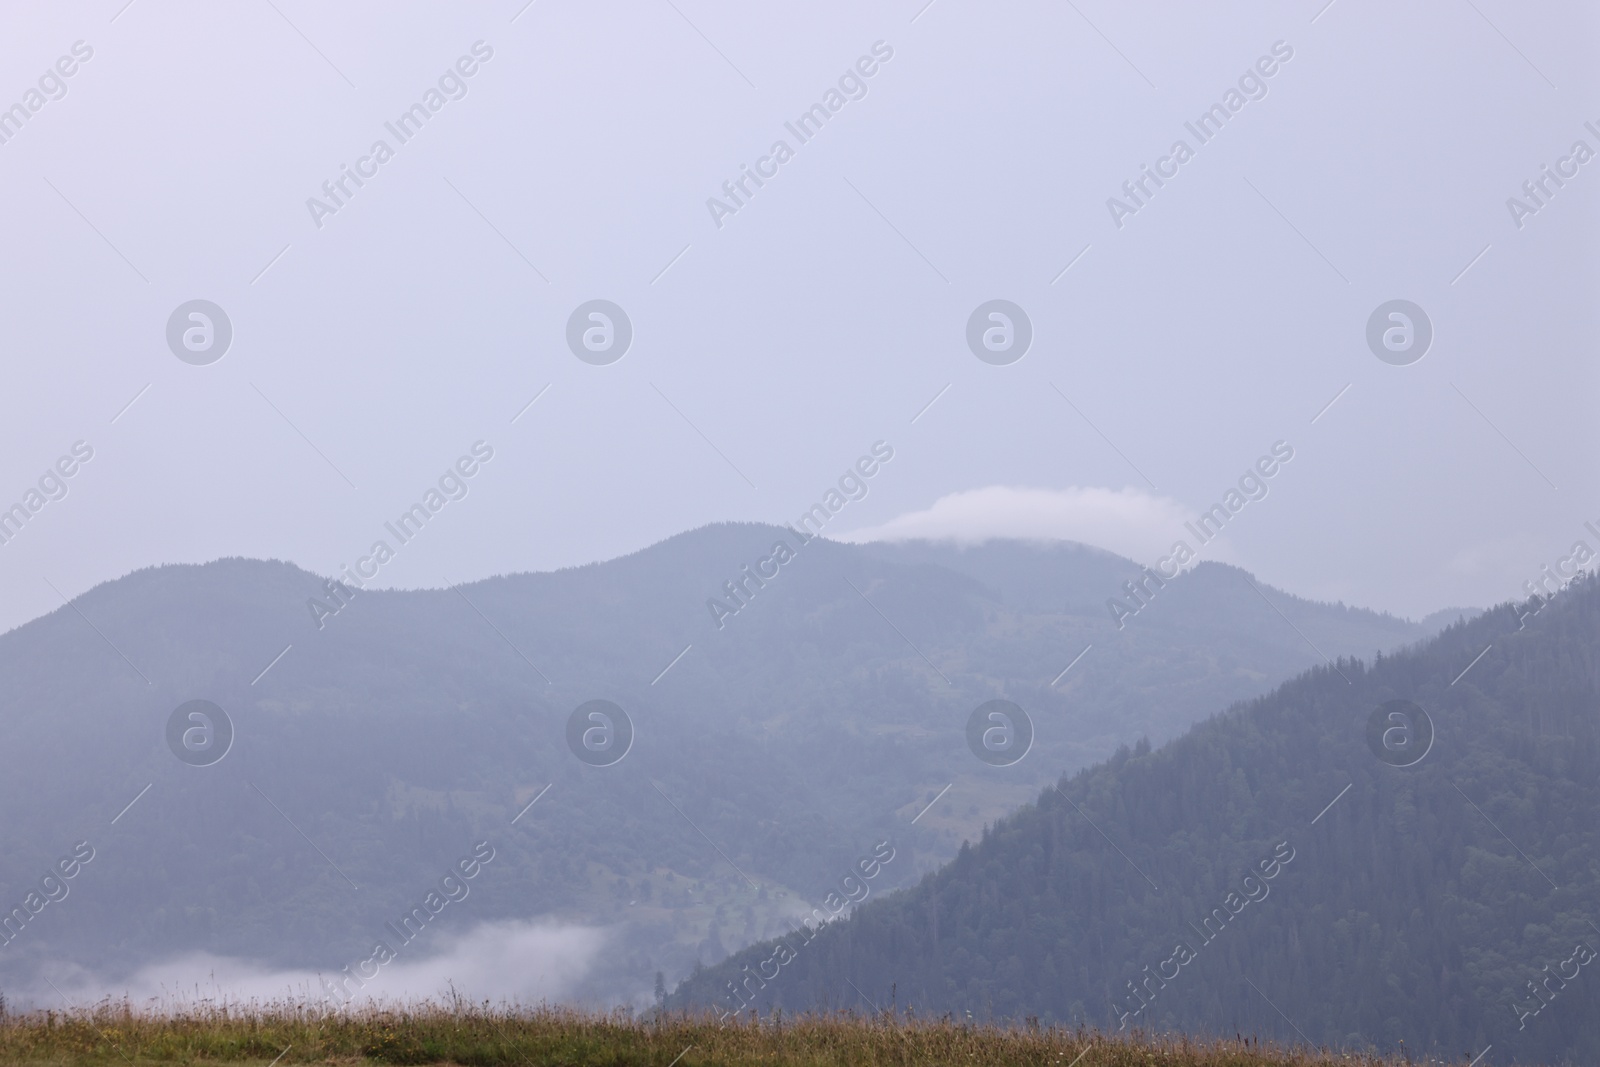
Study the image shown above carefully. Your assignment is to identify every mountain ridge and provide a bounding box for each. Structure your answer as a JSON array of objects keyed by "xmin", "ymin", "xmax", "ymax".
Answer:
[{"xmin": 0, "ymin": 523, "xmax": 1451, "ymax": 1010}]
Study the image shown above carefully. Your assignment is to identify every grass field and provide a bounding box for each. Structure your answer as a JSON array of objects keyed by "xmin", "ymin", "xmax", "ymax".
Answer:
[{"xmin": 0, "ymin": 1000, "xmax": 1459, "ymax": 1066}]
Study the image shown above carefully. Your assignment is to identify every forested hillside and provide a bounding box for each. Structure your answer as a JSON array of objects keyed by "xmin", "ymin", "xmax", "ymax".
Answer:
[
  {"xmin": 0, "ymin": 525, "xmax": 1436, "ymax": 1008},
  {"xmin": 674, "ymin": 577, "xmax": 1600, "ymax": 1065}
]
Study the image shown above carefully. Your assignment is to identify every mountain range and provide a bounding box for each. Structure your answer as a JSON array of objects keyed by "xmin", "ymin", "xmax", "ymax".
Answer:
[{"xmin": 0, "ymin": 524, "xmax": 1459, "ymax": 1009}]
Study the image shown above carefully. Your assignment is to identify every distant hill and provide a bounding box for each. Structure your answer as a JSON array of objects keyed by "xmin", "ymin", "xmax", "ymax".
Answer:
[
  {"xmin": 0, "ymin": 524, "xmax": 1434, "ymax": 1007},
  {"xmin": 673, "ymin": 576, "xmax": 1600, "ymax": 1065},
  {"xmin": 1417, "ymin": 605, "xmax": 1483, "ymax": 635}
]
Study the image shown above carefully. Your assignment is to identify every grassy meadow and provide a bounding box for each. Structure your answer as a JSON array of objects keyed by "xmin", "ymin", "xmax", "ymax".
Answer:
[{"xmin": 0, "ymin": 999, "xmax": 1477, "ymax": 1066}]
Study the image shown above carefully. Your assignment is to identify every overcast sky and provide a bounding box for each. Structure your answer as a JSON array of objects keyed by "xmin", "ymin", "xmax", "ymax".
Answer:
[{"xmin": 0, "ymin": 0, "xmax": 1593, "ymax": 630}]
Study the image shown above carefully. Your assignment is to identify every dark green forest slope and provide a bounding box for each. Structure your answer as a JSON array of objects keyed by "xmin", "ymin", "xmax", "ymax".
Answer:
[
  {"xmin": 0, "ymin": 525, "xmax": 1440, "ymax": 1007},
  {"xmin": 674, "ymin": 577, "xmax": 1600, "ymax": 1065}
]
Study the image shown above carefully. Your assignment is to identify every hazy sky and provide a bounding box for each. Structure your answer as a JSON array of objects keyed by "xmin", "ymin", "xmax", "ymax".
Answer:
[{"xmin": 0, "ymin": 0, "xmax": 1594, "ymax": 631}]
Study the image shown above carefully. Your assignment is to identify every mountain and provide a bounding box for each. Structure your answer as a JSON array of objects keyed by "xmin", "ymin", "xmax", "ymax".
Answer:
[
  {"xmin": 0, "ymin": 524, "xmax": 1433, "ymax": 1006},
  {"xmin": 672, "ymin": 575, "xmax": 1600, "ymax": 1065}
]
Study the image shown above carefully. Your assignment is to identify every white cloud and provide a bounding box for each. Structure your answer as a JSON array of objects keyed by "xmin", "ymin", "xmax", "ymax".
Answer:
[
  {"xmin": 32, "ymin": 920, "xmax": 607, "ymax": 1011},
  {"xmin": 840, "ymin": 485, "xmax": 1236, "ymax": 567}
]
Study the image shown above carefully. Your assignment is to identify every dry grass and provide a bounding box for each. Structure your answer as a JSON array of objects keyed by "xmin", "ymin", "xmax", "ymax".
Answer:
[{"xmin": 0, "ymin": 998, "xmax": 1461, "ymax": 1066}]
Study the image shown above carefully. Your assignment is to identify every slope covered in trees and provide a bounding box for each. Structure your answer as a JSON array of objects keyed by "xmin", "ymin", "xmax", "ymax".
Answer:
[{"xmin": 674, "ymin": 577, "xmax": 1600, "ymax": 1065}]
